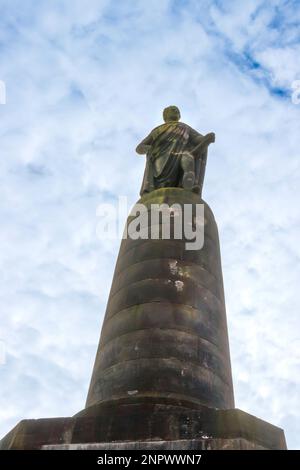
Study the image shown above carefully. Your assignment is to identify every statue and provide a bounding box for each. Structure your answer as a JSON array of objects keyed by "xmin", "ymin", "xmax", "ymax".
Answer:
[{"xmin": 136, "ymin": 106, "xmax": 215, "ymax": 197}]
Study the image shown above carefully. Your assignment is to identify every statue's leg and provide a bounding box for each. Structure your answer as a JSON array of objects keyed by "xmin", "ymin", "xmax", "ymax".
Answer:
[{"xmin": 181, "ymin": 152, "xmax": 195, "ymax": 190}]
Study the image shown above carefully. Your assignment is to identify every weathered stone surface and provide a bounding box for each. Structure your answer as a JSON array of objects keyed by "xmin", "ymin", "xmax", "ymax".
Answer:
[
  {"xmin": 0, "ymin": 403, "xmax": 286, "ymax": 450},
  {"xmin": 85, "ymin": 188, "xmax": 234, "ymax": 411},
  {"xmin": 0, "ymin": 187, "xmax": 287, "ymax": 451},
  {"xmin": 41, "ymin": 439, "xmax": 268, "ymax": 450}
]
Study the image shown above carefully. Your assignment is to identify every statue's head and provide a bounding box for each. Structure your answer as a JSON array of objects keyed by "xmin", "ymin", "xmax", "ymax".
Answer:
[{"xmin": 163, "ymin": 105, "xmax": 181, "ymax": 122}]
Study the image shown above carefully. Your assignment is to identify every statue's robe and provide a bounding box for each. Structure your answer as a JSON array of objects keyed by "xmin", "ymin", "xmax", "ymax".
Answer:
[{"xmin": 138, "ymin": 121, "xmax": 205, "ymax": 196}]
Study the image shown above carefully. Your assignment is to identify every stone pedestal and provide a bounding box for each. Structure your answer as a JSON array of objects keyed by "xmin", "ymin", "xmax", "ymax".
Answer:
[
  {"xmin": 0, "ymin": 401, "xmax": 286, "ymax": 450},
  {"xmin": 0, "ymin": 188, "xmax": 287, "ymax": 450},
  {"xmin": 86, "ymin": 188, "xmax": 234, "ymax": 412}
]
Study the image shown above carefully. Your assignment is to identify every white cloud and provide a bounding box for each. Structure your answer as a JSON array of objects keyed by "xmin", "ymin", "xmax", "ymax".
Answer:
[
  {"xmin": 256, "ymin": 45, "xmax": 300, "ymax": 88},
  {"xmin": 0, "ymin": 0, "xmax": 299, "ymax": 449}
]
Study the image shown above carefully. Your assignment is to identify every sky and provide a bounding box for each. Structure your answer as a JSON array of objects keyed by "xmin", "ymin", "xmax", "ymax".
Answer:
[{"xmin": 0, "ymin": 0, "xmax": 299, "ymax": 449}]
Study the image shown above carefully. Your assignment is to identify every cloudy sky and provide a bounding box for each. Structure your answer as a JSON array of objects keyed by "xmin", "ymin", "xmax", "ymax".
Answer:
[{"xmin": 0, "ymin": 0, "xmax": 299, "ymax": 449}]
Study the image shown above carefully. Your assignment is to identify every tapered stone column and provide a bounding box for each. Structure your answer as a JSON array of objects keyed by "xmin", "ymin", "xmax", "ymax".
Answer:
[
  {"xmin": 0, "ymin": 188, "xmax": 286, "ymax": 450},
  {"xmin": 85, "ymin": 188, "xmax": 234, "ymax": 412}
]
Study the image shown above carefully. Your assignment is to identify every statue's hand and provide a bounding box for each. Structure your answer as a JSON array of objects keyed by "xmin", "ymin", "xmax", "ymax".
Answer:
[{"xmin": 192, "ymin": 132, "xmax": 215, "ymax": 156}]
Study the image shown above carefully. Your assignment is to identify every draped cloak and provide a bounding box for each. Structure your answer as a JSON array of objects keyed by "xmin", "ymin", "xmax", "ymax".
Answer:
[{"xmin": 139, "ymin": 121, "xmax": 204, "ymax": 196}]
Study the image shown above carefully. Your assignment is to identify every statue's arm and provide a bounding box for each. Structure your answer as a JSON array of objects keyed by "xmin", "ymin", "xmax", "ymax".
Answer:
[
  {"xmin": 188, "ymin": 126, "xmax": 204, "ymax": 145},
  {"xmin": 136, "ymin": 132, "xmax": 153, "ymax": 155},
  {"xmin": 188, "ymin": 126, "xmax": 215, "ymax": 152}
]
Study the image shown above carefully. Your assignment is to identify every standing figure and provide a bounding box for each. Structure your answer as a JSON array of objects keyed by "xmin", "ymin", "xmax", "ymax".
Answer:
[{"xmin": 136, "ymin": 105, "xmax": 215, "ymax": 197}]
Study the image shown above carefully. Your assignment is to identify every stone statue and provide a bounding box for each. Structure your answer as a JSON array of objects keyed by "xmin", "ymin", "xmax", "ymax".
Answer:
[{"xmin": 136, "ymin": 106, "xmax": 215, "ymax": 197}]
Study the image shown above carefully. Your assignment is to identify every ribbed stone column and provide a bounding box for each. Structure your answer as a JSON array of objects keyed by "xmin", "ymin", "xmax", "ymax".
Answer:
[{"xmin": 85, "ymin": 187, "xmax": 234, "ymax": 411}]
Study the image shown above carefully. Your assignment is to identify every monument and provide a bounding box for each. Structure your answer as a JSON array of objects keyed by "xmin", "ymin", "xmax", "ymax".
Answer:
[{"xmin": 0, "ymin": 106, "xmax": 286, "ymax": 450}]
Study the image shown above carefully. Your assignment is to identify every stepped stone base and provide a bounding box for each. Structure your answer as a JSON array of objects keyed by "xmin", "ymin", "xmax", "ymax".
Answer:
[
  {"xmin": 0, "ymin": 400, "xmax": 286, "ymax": 450},
  {"xmin": 42, "ymin": 438, "xmax": 267, "ymax": 450}
]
